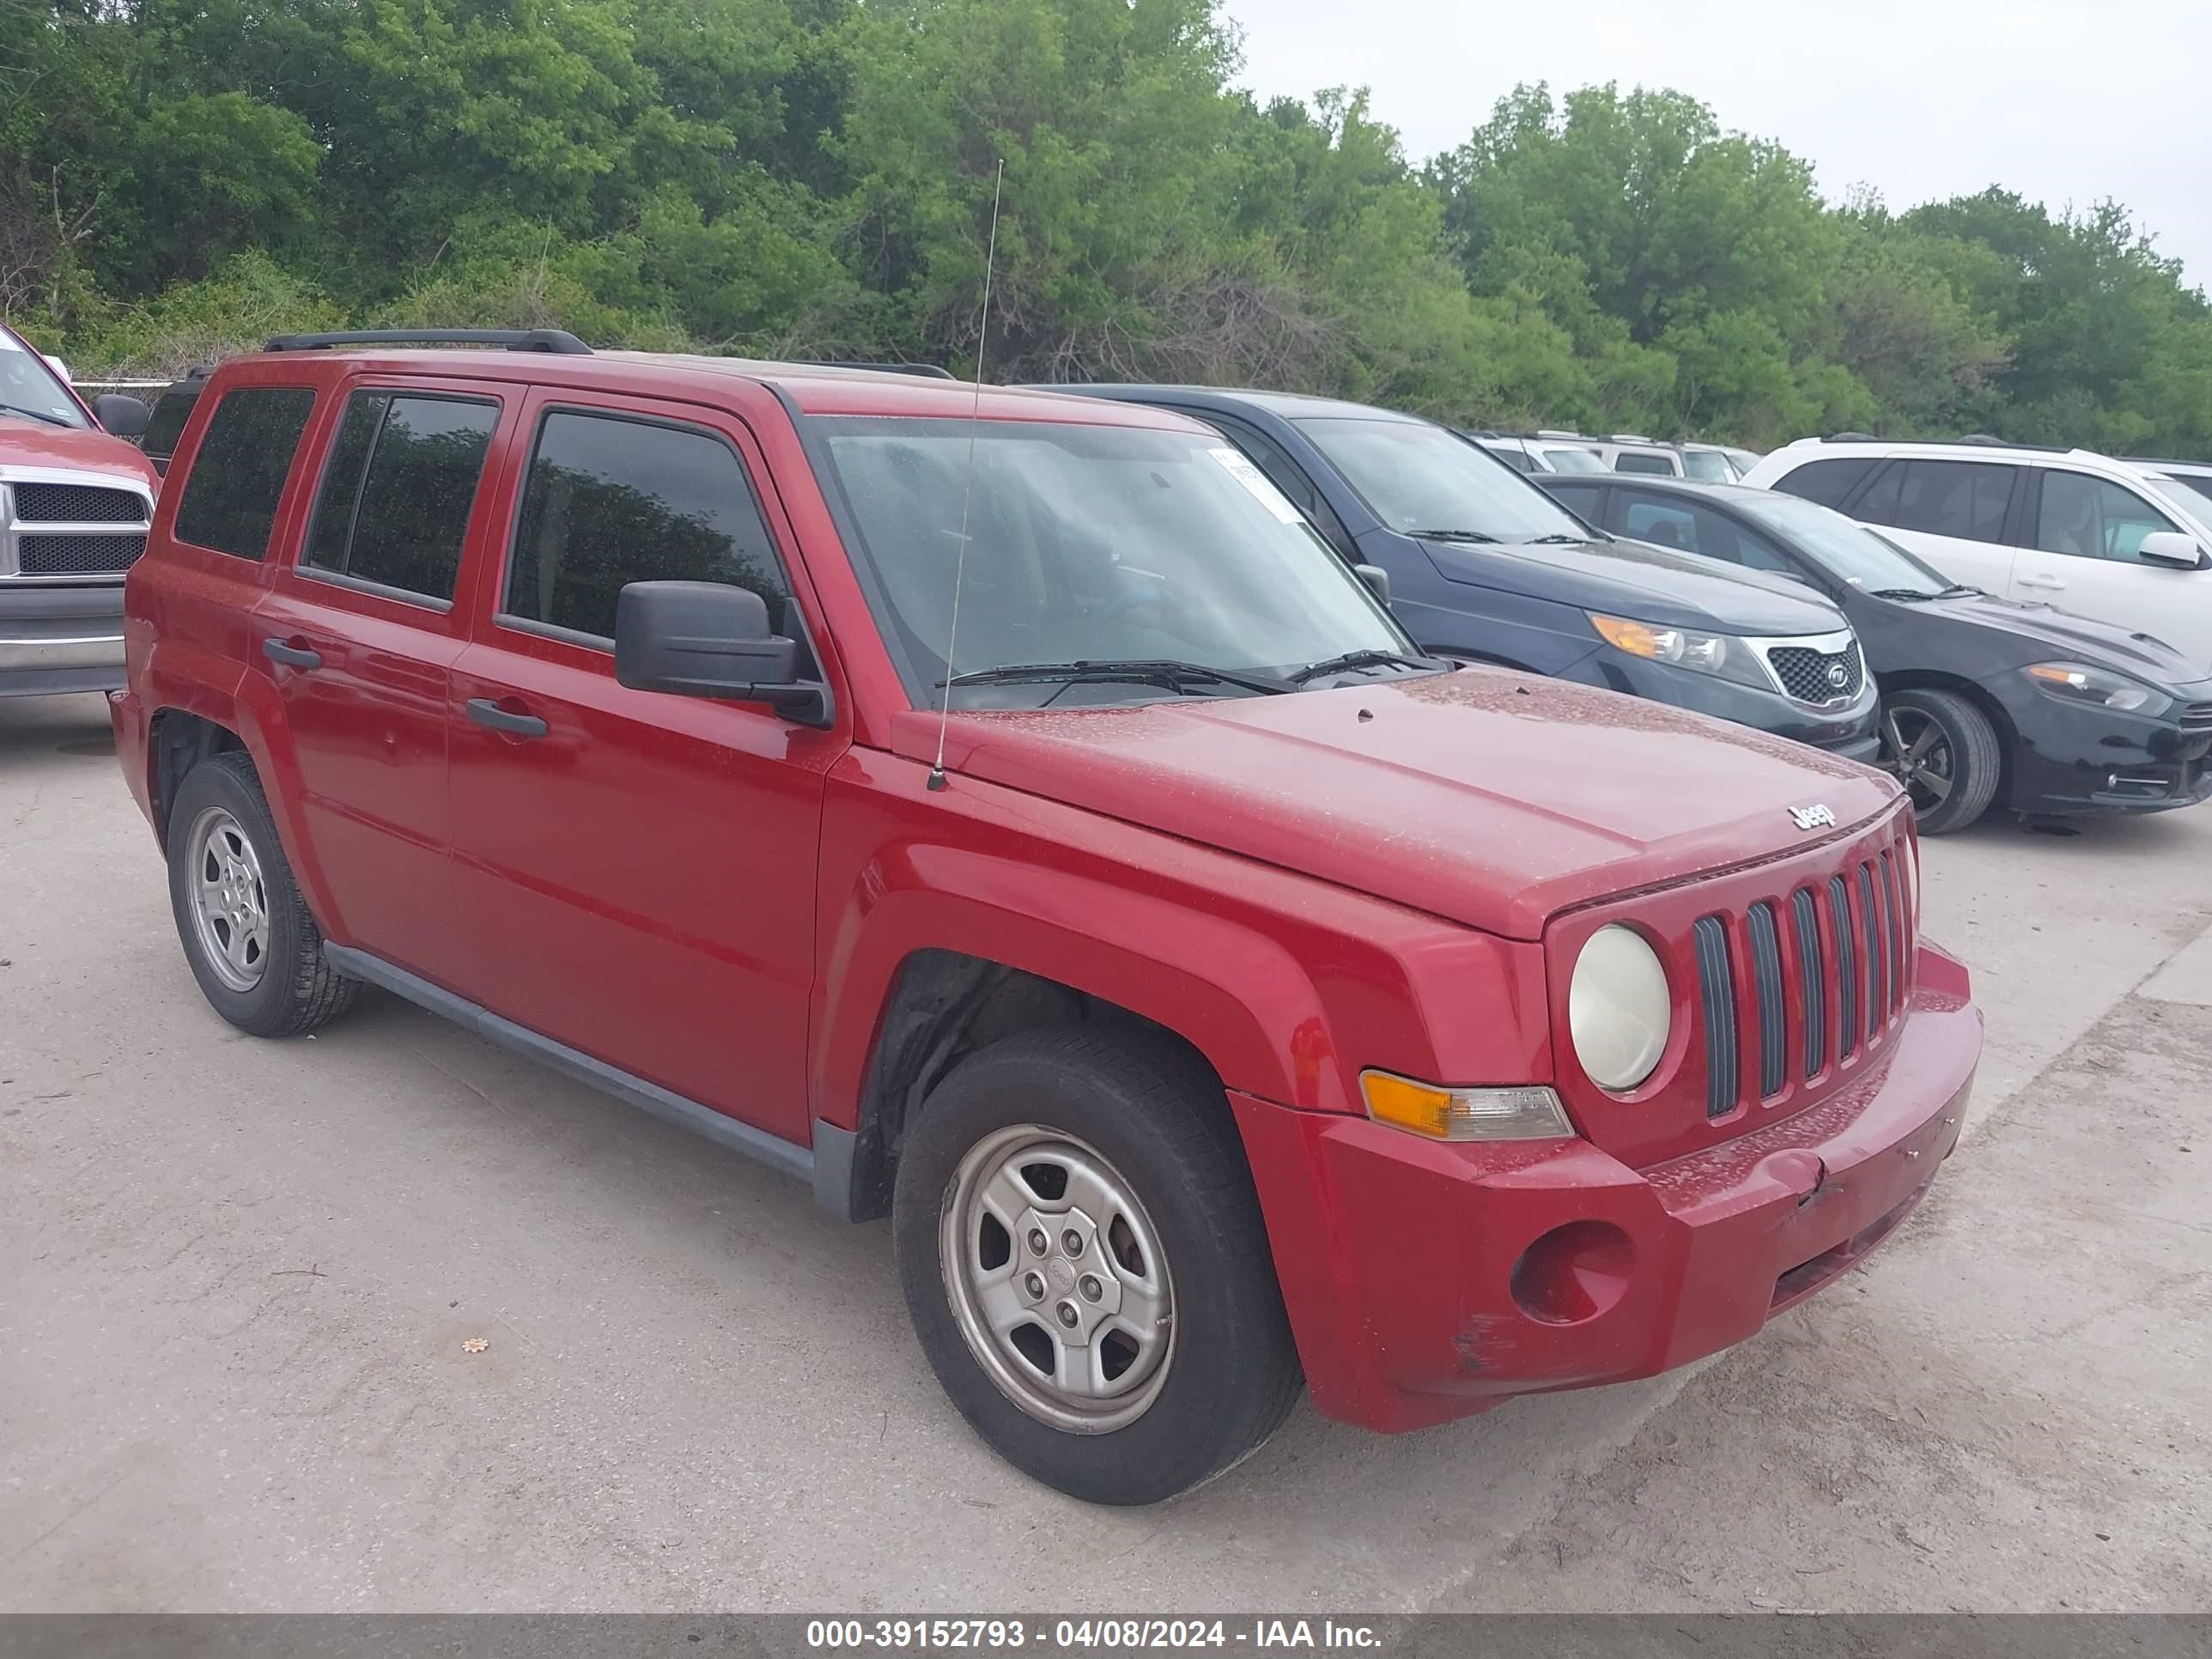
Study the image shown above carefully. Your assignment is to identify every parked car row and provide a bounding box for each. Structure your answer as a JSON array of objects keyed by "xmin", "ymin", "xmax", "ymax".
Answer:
[
  {"xmin": 105, "ymin": 331, "xmax": 1982, "ymax": 1504},
  {"xmin": 1469, "ymin": 428, "xmax": 1759, "ymax": 483}
]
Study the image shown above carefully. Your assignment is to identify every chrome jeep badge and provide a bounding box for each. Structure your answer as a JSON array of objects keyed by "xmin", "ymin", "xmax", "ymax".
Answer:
[{"xmin": 1790, "ymin": 804, "xmax": 1838, "ymax": 831}]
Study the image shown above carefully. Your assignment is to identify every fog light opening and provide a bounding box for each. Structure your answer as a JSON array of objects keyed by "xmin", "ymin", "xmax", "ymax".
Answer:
[{"xmin": 1509, "ymin": 1220, "xmax": 1636, "ymax": 1326}]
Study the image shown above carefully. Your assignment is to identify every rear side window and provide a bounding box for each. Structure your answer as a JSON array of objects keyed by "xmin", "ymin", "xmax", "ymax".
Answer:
[
  {"xmin": 1490, "ymin": 445, "xmax": 1535, "ymax": 473},
  {"xmin": 1770, "ymin": 456, "xmax": 1878, "ymax": 508},
  {"xmin": 303, "ymin": 392, "xmax": 498, "ymax": 603},
  {"xmin": 1856, "ymin": 459, "xmax": 2018, "ymax": 543},
  {"xmin": 1543, "ymin": 481, "xmax": 1605, "ymax": 518},
  {"xmin": 142, "ymin": 386, "xmax": 202, "ymax": 462},
  {"xmin": 502, "ymin": 410, "xmax": 802, "ymax": 647},
  {"xmin": 171, "ymin": 387, "xmax": 316, "ymax": 560},
  {"xmin": 2034, "ymin": 472, "xmax": 2179, "ymax": 562}
]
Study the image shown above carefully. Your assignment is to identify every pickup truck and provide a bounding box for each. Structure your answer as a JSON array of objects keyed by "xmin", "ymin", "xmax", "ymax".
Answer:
[
  {"xmin": 0, "ymin": 321, "xmax": 156, "ymax": 698},
  {"xmin": 111, "ymin": 331, "xmax": 1982, "ymax": 1504}
]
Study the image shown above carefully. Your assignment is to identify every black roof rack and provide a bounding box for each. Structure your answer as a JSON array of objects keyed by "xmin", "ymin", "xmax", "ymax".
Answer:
[
  {"xmin": 264, "ymin": 329, "xmax": 593, "ymax": 356},
  {"xmin": 799, "ymin": 360, "xmax": 957, "ymax": 380}
]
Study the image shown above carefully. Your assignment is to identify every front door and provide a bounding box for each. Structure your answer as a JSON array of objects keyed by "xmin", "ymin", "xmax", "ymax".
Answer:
[
  {"xmin": 446, "ymin": 392, "xmax": 841, "ymax": 1146},
  {"xmin": 2012, "ymin": 470, "xmax": 2212, "ymax": 669},
  {"xmin": 258, "ymin": 380, "xmax": 507, "ymax": 982}
]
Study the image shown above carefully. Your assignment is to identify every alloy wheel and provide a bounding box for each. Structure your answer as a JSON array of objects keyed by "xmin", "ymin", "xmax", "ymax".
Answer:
[{"xmin": 1882, "ymin": 706, "xmax": 1956, "ymax": 812}]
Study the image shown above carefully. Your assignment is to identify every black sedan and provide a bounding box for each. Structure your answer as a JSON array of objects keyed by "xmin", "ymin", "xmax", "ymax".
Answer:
[{"xmin": 1541, "ymin": 473, "xmax": 2212, "ymax": 832}]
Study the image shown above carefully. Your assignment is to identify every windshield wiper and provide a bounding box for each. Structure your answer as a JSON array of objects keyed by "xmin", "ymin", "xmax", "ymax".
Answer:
[
  {"xmin": 1407, "ymin": 528, "xmax": 1500, "ymax": 544},
  {"xmin": 1516, "ymin": 533, "xmax": 1587, "ymax": 545},
  {"xmin": 1935, "ymin": 583, "xmax": 1980, "ymax": 599},
  {"xmin": 1286, "ymin": 648, "xmax": 1442, "ymax": 686},
  {"xmin": 942, "ymin": 659, "xmax": 1296, "ymax": 696},
  {"xmin": 1869, "ymin": 587, "xmax": 1940, "ymax": 602},
  {"xmin": 0, "ymin": 401, "xmax": 71, "ymax": 428}
]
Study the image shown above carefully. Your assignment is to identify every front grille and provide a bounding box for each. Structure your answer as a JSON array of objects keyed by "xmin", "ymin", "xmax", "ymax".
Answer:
[
  {"xmin": 1689, "ymin": 832, "xmax": 1917, "ymax": 1119},
  {"xmin": 1767, "ymin": 644, "xmax": 1864, "ymax": 704},
  {"xmin": 2180, "ymin": 702, "xmax": 2212, "ymax": 732},
  {"xmin": 16, "ymin": 533, "xmax": 147, "ymax": 574},
  {"xmin": 11, "ymin": 483, "xmax": 149, "ymax": 524}
]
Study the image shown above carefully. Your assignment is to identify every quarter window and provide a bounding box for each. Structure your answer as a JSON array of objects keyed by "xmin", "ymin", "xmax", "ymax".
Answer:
[
  {"xmin": 1613, "ymin": 452, "xmax": 1677, "ymax": 475},
  {"xmin": 171, "ymin": 387, "xmax": 317, "ymax": 561},
  {"xmin": 303, "ymin": 393, "xmax": 497, "ymax": 602},
  {"xmin": 502, "ymin": 410, "xmax": 802, "ymax": 648},
  {"xmin": 2034, "ymin": 472, "xmax": 2179, "ymax": 562},
  {"xmin": 1856, "ymin": 459, "xmax": 2018, "ymax": 543}
]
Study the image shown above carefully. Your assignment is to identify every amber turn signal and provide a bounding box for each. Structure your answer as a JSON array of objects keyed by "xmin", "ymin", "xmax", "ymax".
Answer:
[{"xmin": 1359, "ymin": 1070, "xmax": 1575, "ymax": 1142}]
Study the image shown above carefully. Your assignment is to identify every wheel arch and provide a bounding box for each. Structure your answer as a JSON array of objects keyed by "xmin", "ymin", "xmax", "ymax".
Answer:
[{"xmin": 811, "ymin": 867, "xmax": 1347, "ymax": 1224}]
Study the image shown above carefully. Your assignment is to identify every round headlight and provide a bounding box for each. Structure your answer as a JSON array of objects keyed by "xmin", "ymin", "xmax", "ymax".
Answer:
[{"xmin": 1570, "ymin": 926, "xmax": 1671, "ymax": 1092}]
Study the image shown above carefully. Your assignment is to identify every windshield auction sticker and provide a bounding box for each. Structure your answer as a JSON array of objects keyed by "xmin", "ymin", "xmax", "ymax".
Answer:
[{"xmin": 1208, "ymin": 447, "xmax": 1307, "ymax": 525}]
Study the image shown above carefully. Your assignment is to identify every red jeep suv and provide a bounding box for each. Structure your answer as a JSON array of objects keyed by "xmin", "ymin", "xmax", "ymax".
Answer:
[{"xmin": 112, "ymin": 331, "xmax": 1981, "ymax": 1504}]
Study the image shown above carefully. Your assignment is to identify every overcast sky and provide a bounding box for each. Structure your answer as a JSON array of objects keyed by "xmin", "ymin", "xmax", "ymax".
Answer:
[{"xmin": 1224, "ymin": 0, "xmax": 2211, "ymax": 295}]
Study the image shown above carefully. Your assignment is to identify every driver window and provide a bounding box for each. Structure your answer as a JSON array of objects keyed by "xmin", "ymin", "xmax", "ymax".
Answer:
[{"xmin": 2034, "ymin": 472, "xmax": 2179, "ymax": 562}]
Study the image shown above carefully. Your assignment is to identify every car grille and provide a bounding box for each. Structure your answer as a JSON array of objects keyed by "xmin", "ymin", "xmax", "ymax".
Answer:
[
  {"xmin": 1693, "ymin": 844, "xmax": 1914, "ymax": 1117},
  {"xmin": 1767, "ymin": 643, "xmax": 1864, "ymax": 705},
  {"xmin": 1, "ymin": 473, "xmax": 155, "ymax": 580},
  {"xmin": 2179, "ymin": 702, "xmax": 2212, "ymax": 732},
  {"xmin": 16, "ymin": 533, "xmax": 148, "ymax": 574},
  {"xmin": 10, "ymin": 483, "xmax": 149, "ymax": 524}
]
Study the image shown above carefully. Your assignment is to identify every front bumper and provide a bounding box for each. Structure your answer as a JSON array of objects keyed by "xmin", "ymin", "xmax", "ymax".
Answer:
[
  {"xmin": 1987, "ymin": 675, "xmax": 2212, "ymax": 816},
  {"xmin": 0, "ymin": 584, "xmax": 125, "ymax": 697},
  {"xmin": 1578, "ymin": 649, "xmax": 1881, "ymax": 758},
  {"xmin": 1233, "ymin": 945, "xmax": 1979, "ymax": 1433}
]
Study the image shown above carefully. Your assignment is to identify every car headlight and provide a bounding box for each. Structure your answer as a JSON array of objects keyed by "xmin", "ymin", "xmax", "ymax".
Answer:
[
  {"xmin": 2026, "ymin": 661, "xmax": 2172, "ymax": 717},
  {"xmin": 1569, "ymin": 925, "xmax": 1672, "ymax": 1092},
  {"xmin": 1588, "ymin": 613, "xmax": 1767, "ymax": 690}
]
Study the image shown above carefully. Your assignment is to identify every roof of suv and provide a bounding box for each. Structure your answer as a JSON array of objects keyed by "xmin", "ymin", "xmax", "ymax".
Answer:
[{"xmin": 222, "ymin": 347, "xmax": 1209, "ymax": 428}]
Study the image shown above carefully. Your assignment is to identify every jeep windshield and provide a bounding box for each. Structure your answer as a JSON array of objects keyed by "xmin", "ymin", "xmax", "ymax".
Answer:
[
  {"xmin": 1295, "ymin": 415, "xmax": 1597, "ymax": 544},
  {"xmin": 0, "ymin": 325, "xmax": 89, "ymax": 429},
  {"xmin": 812, "ymin": 417, "xmax": 1419, "ymax": 708}
]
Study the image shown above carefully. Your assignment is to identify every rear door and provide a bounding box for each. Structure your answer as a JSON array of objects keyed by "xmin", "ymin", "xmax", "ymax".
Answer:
[
  {"xmin": 2014, "ymin": 468, "xmax": 2212, "ymax": 668},
  {"xmin": 446, "ymin": 389, "xmax": 842, "ymax": 1144},
  {"xmin": 1847, "ymin": 457, "xmax": 2022, "ymax": 594},
  {"xmin": 255, "ymin": 377, "xmax": 509, "ymax": 981}
]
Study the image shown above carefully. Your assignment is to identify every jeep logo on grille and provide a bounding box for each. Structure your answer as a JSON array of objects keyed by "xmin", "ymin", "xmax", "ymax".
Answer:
[
  {"xmin": 1826, "ymin": 660, "xmax": 1850, "ymax": 689},
  {"xmin": 1790, "ymin": 804, "xmax": 1838, "ymax": 831}
]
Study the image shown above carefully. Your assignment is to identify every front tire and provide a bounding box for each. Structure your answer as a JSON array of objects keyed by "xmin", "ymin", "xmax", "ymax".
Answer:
[
  {"xmin": 893, "ymin": 1025, "xmax": 1302, "ymax": 1504},
  {"xmin": 167, "ymin": 751, "xmax": 359, "ymax": 1037},
  {"xmin": 1881, "ymin": 690, "xmax": 2001, "ymax": 834}
]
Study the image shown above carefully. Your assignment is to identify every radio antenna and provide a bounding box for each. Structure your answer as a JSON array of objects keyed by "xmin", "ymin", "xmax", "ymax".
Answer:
[{"xmin": 927, "ymin": 158, "xmax": 1004, "ymax": 793}]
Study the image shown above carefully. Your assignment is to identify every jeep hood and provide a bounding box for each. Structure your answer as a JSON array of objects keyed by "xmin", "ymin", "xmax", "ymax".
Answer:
[
  {"xmin": 0, "ymin": 414, "xmax": 159, "ymax": 488},
  {"xmin": 899, "ymin": 668, "xmax": 1900, "ymax": 939}
]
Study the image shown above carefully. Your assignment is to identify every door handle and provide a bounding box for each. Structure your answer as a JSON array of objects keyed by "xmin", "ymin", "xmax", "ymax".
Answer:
[
  {"xmin": 263, "ymin": 637, "xmax": 323, "ymax": 670},
  {"xmin": 465, "ymin": 697, "xmax": 549, "ymax": 739},
  {"xmin": 2017, "ymin": 573, "xmax": 2065, "ymax": 590}
]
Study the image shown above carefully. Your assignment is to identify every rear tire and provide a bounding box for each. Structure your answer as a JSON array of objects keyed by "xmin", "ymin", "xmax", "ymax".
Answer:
[
  {"xmin": 893, "ymin": 1024, "xmax": 1302, "ymax": 1504},
  {"xmin": 167, "ymin": 751, "xmax": 360, "ymax": 1037},
  {"xmin": 1881, "ymin": 690, "xmax": 2001, "ymax": 834}
]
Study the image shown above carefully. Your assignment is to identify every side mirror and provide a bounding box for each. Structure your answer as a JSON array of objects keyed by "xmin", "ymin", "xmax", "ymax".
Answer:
[
  {"xmin": 614, "ymin": 580, "xmax": 825, "ymax": 721},
  {"xmin": 2138, "ymin": 531, "xmax": 2208, "ymax": 570},
  {"xmin": 94, "ymin": 393, "xmax": 150, "ymax": 439},
  {"xmin": 1352, "ymin": 563, "xmax": 1392, "ymax": 607}
]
